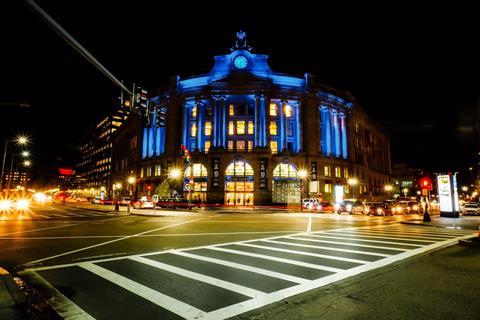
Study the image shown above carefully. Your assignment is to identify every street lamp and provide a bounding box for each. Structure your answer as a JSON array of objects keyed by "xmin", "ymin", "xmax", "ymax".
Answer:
[
  {"xmin": 403, "ymin": 188, "xmax": 409, "ymax": 197},
  {"xmin": 113, "ymin": 183, "xmax": 122, "ymax": 211},
  {"xmin": 23, "ymin": 160, "xmax": 31, "ymax": 167},
  {"xmin": 348, "ymin": 178, "xmax": 358, "ymax": 199},
  {"xmin": 384, "ymin": 185, "xmax": 393, "ymax": 199},
  {"xmin": 168, "ymin": 168, "xmax": 181, "ymax": 180},
  {"xmin": 297, "ymin": 169, "xmax": 308, "ymax": 212},
  {"xmin": 127, "ymin": 176, "xmax": 136, "ymax": 214},
  {"xmin": 22, "ymin": 151, "xmax": 30, "ymax": 157}
]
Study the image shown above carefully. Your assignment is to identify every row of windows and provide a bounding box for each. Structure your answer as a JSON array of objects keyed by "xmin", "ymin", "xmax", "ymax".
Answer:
[
  {"xmin": 323, "ymin": 166, "xmax": 349, "ymax": 178},
  {"xmin": 140, "ymin": 164, "xmax": 162, "ymax": 178},
  {"xmin": 96, "ymin": 157, "xmax": 111, "ymax": 166},
  {"xmin": 190, "ymin": 103, "xmax": 293, "ymax": 118}
]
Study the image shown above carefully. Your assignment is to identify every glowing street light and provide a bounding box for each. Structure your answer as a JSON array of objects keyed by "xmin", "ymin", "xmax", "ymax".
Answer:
[
  {"xmin": 22, "ymin": 151, "xmax": 30, "ymax": 157},
  {"xmin": 297, "ymin": 169, "xmax": 308, "ymax": 180},
  {"xmin": 168, "ymin": 168, "xmax": 182, "ymax": 180},
  {"xmin": 16, "ymin": 136, "xmax": 29, "ymax": 145},
  {"xmin": 127, "ymin": 176, "xmax": 136, "ymax": 185},
  {"xmin": 297, "ymin": 169, "xmax": 309, "ymax": 212},
  {"xmin": 23, "ymin": 160, "xmax": 31, "ymax": 167},
  {"xmin": 348, "ymin": 178, "xmax": 358, "ymax": 198},
  {"xmin": 403, "ymin": 188, "xmax": 409, "ymax": 197},
  {"xmin": 461, "ymin": 186, "xmax": 468, "ymax": 192},
  {"xmin": 384, "ymin": 185, "xmax": 393, "ymax": 192}
]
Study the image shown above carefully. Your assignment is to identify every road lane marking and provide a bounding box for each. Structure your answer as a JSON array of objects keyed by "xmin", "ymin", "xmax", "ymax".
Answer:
[
  {"xmin": 131, "ymin": 256, "xmax": 265, "ymax": 299},
  {"xmin": 211, "ymin": 245, "xmax": 367, "ymax": 268},
  {"xmin": 371, "ymin": 227, "xmax": 470, "ymax": 236},
  {"xmin": 0, "ymin": 230, "xmax": 301, "ymax": 240},
  {"xmin": 295, "ymin": 234, "xmax": 426, "ymax": 246},
  {"xmin": 24, "ymin": 271, "xmax": 94, "ymax": 320},
  {"xmin": 0, "ymin": 224, "xmax": 77, "ymax": 237},
  {"xmin": 277, "ymin": 237, "xmax": 408, "ymax": 252},
  {"xmin": 324, "ymin": 231, "xmax": 447, "ymax": 242},
  {"xmin": 200, "ymin": 232, "xmax": 476, "ymax": 320},
  {"xmin": 79, "ymin": 262, "xmax": 206, "ymax": 319},
  {"xmin": 22, "ymin": 216, "xmax": 214, "ymax": 266},
  {"xmin": 172, "ymin": 250, "xmax": 311, "ymax": 284},
  {"xmin": 334, "ymin": 230, "xmax": 455, "ymax": 240}
]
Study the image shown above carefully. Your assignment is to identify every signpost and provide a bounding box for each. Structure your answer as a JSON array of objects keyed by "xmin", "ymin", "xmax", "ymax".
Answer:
[{"xmin": 437, "ymin": 173, "xmax": 459, "ymax": 218}]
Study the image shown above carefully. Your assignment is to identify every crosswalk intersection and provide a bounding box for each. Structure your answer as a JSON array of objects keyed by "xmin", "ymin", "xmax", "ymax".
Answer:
[
  {"xmin": 2, "ymin": 206, "xmax": 118, "ymax": 220},
  {"xmin": 21, "ymin": 224, "xmax": 474, "ymax": 320}
]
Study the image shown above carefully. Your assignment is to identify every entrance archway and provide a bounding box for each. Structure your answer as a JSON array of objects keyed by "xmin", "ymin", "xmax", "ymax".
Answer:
[
  {"xmin": 225, "ymin": 161, "xmax": 254, "ymax": 206},
  {"xmin": 272, "ymin": 163, "xmax": 300, "ymax": 203},
  {"xmin": 184, "ymin": 163, "xmax": 208, "ymax": 202}
]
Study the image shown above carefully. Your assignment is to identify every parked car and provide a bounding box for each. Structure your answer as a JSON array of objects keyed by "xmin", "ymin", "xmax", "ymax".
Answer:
[
  {"xmin": 156, "ymin": 198, "xmax": 197, "ymax": 210},
  {"xmin": 302, "ymin": 198, "xmax": 320, "ymax": 210},
  {"xmin": 119, "ymin": 197, "xmax": 133, "ymax": 206},
  {"xmin": 92, "ymin": 196, "xmax": 101, "ymax": 204},
  {"xmin": 133, "ymin": 197, "xmax": 155, "ymax": 209},
  {"xmin": 99, "ymin": 198, "xmax": 113, "ymax": 205},
  {"xmin": 335, "ymin": 199, "xmax": 364, "ymax": 214},
  {"xmin": 316, "ymin": 201, "xmax": 334, "ymax": 213},
  {"xmin": 461, "ymin": 202, "xmax": 480, "ymax": 215}
]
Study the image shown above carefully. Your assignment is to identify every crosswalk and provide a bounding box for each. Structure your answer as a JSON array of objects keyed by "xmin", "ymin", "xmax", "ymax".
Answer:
[
  {"xmin": 21, "ymin": 225, "xmax": 474, "ymax": 320},
  {"xmin": 2, "ymin": 206, "xmax": 118, "ymax": 220}
]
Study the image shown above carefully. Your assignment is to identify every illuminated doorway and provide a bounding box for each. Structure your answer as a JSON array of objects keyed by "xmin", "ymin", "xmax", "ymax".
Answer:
[
  {"xmin": 184, "ymin": 163, "xmax": 208, "ymax": 202},
  {"xmin": 272, "ymin": 163, "xmax": 300, "ymax": 204},
  {"xmin": 225, "ymin": 161, "xmax": 254, "ymax": 206}
]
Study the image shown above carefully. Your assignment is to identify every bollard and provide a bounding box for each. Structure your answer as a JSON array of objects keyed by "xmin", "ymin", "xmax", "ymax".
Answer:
[{"xmin": 307, "ymin": 214, "xmax": 312, "ymax": 233}]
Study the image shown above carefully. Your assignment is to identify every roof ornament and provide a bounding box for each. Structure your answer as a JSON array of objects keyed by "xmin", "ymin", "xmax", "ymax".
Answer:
[{"xmin": 231, "ymin": 30, "xmax": 253, "ymax": 52}]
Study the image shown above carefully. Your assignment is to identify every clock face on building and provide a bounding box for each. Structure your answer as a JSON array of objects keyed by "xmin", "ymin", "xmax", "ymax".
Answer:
[{"xmin": 233, "ymin": 55, "xmax": 248, "ymax": 69}]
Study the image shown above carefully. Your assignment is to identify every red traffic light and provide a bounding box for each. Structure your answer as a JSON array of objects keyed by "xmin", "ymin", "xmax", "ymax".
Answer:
[
  {"xmin": 146, "ymin": 185, "xmax": 152, "ymax": 190},
  {"xmin": 418, "ymin": 177, "xmax": 432, "ymax": 190}
]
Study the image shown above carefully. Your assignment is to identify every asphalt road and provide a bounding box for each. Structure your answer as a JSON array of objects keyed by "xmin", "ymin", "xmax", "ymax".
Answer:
[{"xmin": 0, "ymin": 204, "xmax": 477, "ymax": 319}]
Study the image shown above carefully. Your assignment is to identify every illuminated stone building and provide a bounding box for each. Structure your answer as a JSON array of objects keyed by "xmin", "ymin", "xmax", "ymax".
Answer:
[{"xmin": 112, "ymin": 32, "xmax": 391, "ymax": 205}]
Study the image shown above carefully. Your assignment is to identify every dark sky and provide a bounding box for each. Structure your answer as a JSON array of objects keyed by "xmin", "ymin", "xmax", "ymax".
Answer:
[{"xmin": 1, "ymin": 1, "xmax": 479, "ymax": 186}]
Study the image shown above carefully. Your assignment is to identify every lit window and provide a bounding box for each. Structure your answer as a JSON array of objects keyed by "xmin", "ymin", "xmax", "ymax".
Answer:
[
  {"xmin": 269, "ymin": 103, "xmax": 277, "ymax": 116},
  {"xmin": 228, "ymin": 121, "xmax": 235, "ymax": 135},
  {"xmin": 147, "ymin": 166, "xmax": 152, "ymax": 177},
  {"xmin": 191, "ymin": 123, "xmax": 197, "ymax": 137},
  {"xmin": 324, "ymin": 183, "xmax": 332, "ymax": 193},
  {"xmin": 335, "ymin": 166, "xmax": 341, "ymax": 177},
  {"xmin": 237, "ymin": 141, "xmax": 245, "ymax": 150},
  {"xmin": 344, "ymin": 168, "xmax": 349, "ymax": 178},
  {"xmin": 248, "ymin": 121, "xmax": 254, "ymax": 135},
  {"xmin": 284, "ymin": 104, "xmax": 293, "ymax": 117},
  {"xmin": 155, "ymin": 164, "xmax": 161, "ymax": 176},
  {"xmin": 229, "ymin": 104, "xmax": 235, "ymax": 116},
  {"xmin": 140, "ymin": 167, "xmax": 144, "ymax": 178},
  {"xmin": 324, "ymin": 166, "xmax": 330, "ymax": 177},
  {"xmin": 247, "ymin": 140, "xmax": 253, "ymax": 151},
  {"xmin": 270, "ymin": 141, "xmax": 278, "ymax": 154},
  {"xmin": 228, "ymin": 141, "xmax": 234, "ymax": 150},
  {"xmin": 269, "ymin": 121, "xmax": 278, "ymax": 136},
  {"xmin": 204, "ymin": 141, "xmax": 211, "ymax": 153},
  {"xmin": 191, "ymin": 106, "xmax": 197, "ymax": 118},
  {"xmin": 237, "ymin": 121, "xmax": 245, "ymax": 134},
  {"xmin": 205, "ymin": 121, "xmax": 212, "ymax": 136}
]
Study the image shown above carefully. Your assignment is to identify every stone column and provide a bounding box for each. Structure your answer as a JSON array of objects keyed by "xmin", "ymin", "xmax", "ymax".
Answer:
[{"xmin": 195, "ymin": 99, "xmax": 202, "ymax": 151}]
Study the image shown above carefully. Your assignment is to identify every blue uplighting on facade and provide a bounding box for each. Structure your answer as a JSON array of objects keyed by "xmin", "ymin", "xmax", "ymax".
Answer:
[{"xmin": 142, "ymin": 128, "xmax": 148, "ymax": 159}]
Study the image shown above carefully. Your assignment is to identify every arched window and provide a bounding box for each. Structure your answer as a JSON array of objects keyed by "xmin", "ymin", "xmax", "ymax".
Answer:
[
  {"xmin": 185, "ymin": 164, "xmax": 208, "ymax": 178},
  {"xmin": 225, "ymin": 161, "xmax": 254, "ymax": 177},
  {"xmin": 225, "ymin": 161, "xmax": 254, "ymax": 206},
  {"xmin": 273, "ymin": 163, "xmax": 297, "ymax": 178}
]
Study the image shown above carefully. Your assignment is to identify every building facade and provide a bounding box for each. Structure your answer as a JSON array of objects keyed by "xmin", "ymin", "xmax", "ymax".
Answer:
[
  {"xmin": 76, "ymin": 107, "xmax": 129, "ymax": 193},
  {"xmin": 112, "ymin": 32, "xmax": 391, "ymax": 205}
]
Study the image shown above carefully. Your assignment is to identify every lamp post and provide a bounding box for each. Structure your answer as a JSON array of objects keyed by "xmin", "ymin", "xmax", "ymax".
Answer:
[
  {"xmin": 348, "ymin": 178, "xmax": 358, "ymax": 199},
  {"xmin": 297, "ymin": 169, "xmax": 308, "ymax": 212},
  {"xmin": 403, "ymin": 187, "xmax": 409, "ymax": 198},
  {"xmin": 113, "ymin": 183, "xmax": 122, "ymax": 212},
  {"xmin": 127, "ymin": 176, "xmax": 135, "ymax": 214},
  {"xmin": 168, "ymin": 168, "xmax": 181, "ymax": 198}
]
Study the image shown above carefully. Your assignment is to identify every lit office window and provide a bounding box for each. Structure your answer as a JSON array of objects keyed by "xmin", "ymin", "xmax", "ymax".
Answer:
[
  {"xmin": 324, "ymin": 165, "xmax": 330, "ymax": 177},
  {"xmin": 147, "ymin": 166, "xmax": 152, "ymax": 176},
  {"xmin": 140, "ymin": 167, "xmax": 144, "ymax": 178},
  {"xmin": 229, "ymin": 104, "xmax": 235, "ymax": 116},
  {"xmin": 228, "ymin": 141, "xmax": 234, "ymax": 150},
  {"xmin": 155, "ymin": 164, "xmax": 161, "ymax": 176},
  {"xmin": 204, "ymin": 121, "xmax": 212, "ymax": 136},
  {"xmin": 344, "ymin": 168, "xmax": 349, "ymax": 178},
  {"xmin": 324, "ymin": 183, "xmax": 332, "ymax": 193},
  {"xmin": 228, "ymin": 121, "xmax": 235, "ymax": 135},
  {"xmin": 270, "ymin": 140, "xmax": 278, "ymax": 154},
  {"xmin": 335, "ymin": 166, "xmax": 341, "ymax": 177},
  {"xmin": 191, "ymin": 106, "xmax": 197, "ymax": 118},
  {"xmin": 237, "ymin": 121, "xmax": 245, "ymax": 134},
  {"xmin": 269, "ymin": 103, "xmax": 277, "ymax": 116},
  {"xmin": 269, "ymin": 121, "xmax": 278, "ymax": 136},
  {"xmin": 248, "ymin": 121, "xmax": 254, "ymax": 134},
  {"xmin": 284, "ymin": 104, "xmax": 293, "ymax": 117},
  {"xmin": 236, "ymin": 141, "xmax": 245, "ymax": 150},
  {"xmin": 204, "ymin": 141, "xmax": 211, "ymax": 153},
  {"xmin": 190, "ymin": 123, "xmax": 197, "ymax": 137},
  {"xmin": 247, "ymin": 140, "xmax": 253, "ymax": 151}
]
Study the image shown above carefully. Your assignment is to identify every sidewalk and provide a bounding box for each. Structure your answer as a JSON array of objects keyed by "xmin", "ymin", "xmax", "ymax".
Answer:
[
  {"xmin": 0, "ymin": 268, "xmax": 26, "ymax": 319},
  {"xmin": 401, "ymin": 214, "xmax": 480, "ymax": 231}
]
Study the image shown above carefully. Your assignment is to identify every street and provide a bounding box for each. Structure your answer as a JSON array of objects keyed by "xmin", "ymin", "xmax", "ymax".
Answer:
[{"xmin": 0, "ymin": 204, "xmax": 477, "ymax": 319}]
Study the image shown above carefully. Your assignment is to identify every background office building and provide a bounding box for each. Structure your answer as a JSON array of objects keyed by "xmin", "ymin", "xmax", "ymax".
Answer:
[{"xmin": 112, "ymin": 32, "xmax": 391, "ymax": 205}]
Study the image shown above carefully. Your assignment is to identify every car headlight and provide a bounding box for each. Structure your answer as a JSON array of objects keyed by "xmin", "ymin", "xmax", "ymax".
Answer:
[
  {"xmin": 377, "ymin": 208, "xmax": 383, "ymax": 213},
  {"xmin": 346, "ymin": 204, "xmax": 352, "ymax": 211},
  {"xmin": 16, "ymin": 199, "xmax": 30, "ymax": 210},
  {"xmin": 0, "ymin": 200, "xmax": 12, "ymax": 211},
  {"xmin": 334, "ymin": 204, "xmax": 340, "ymax": 210},
  {"xmin": 413, "ymin": 205, "xmax": 419, "ymax": 210}
]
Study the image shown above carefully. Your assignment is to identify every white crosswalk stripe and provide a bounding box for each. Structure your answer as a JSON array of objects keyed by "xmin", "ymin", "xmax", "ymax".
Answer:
[{"xmin": 22, "ymin": 224, "xmax": 475, "ymax": 320}]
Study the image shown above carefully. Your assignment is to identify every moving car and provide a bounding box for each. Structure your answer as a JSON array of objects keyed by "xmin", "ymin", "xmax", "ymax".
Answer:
[
  {"xmin": 133, "ymin": 196, "xmax": 155, "ymax": 209},
  {"xmin": 363, "ymin": 202, "xmax": 385, "ymax": 215},
  {"xmin": 407, "ymin": 201, "xmax": 421, "ymax": 214},
  {"xmin": 460, "ymin": 202, "xmax": 480, "ymax": 215},
  {"xmin": 316, "ymin": 201, "xmax": 334, "ymax": 213},
  {"xmin": 335, "ymin": 199, "xmax": 364, "ymax": 214}
]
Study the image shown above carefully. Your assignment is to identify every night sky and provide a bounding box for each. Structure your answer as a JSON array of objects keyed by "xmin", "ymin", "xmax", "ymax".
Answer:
[{"xmin": 1, "ymin": 1, "xmax": 479, "ymax": 186}]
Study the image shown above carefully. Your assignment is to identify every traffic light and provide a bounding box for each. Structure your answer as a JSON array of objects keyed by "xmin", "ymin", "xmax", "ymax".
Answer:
[{"xmin": 146, "ymin": 185, "xmax": 152, "ymax": 191}]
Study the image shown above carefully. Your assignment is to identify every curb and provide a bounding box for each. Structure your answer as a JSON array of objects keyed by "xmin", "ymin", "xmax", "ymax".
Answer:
[{"xmin": 0, "ymin": 267, "xmax": 26, "ymax": 319}]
